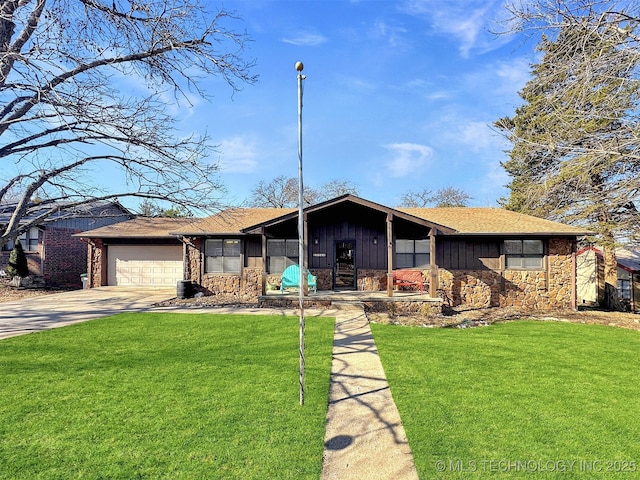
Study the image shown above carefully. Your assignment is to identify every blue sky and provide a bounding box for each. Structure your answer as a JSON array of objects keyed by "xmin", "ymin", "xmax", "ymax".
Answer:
[{"xmin": 181, "ymin": 0, "xmax": 535, "ymax": 208}]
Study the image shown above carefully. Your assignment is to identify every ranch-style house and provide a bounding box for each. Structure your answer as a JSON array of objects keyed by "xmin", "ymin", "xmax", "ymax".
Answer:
[{"xmin": 78, "ymin": 195, "xmax": 589, "ymax": 309}]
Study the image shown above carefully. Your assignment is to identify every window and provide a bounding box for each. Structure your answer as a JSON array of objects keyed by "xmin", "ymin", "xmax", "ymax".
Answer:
[
  {"xmin": 618, "ymin": 279, "xmax": 631, "ymax": 300},
  {"xmin": 1, "ymin": 227, "xmax": 40, "ymax": 253},
  {"xmin": 504, "ymin": 239, "xmax": 544, "ymax": 269},
  {"xmin": 395, "ymin": 239, "xmax": 430, "ymax": 269},
  {"xmin": 267, "ymin": 239, "xmax": 298, "ymax": 274},
  {"xmin": 205, "ymin": 239, "xmax": 241, "ymax": 273}
]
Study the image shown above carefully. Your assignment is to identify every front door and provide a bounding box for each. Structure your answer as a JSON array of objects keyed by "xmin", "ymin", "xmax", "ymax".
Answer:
[{"xmin": 335, "ymin": 240, "xmax": 355, "ymax": 289}]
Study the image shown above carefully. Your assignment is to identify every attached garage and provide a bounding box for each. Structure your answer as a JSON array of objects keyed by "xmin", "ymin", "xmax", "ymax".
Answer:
[
  {"xmin": 76, "ymin": 217, "xmax": 195, "ymax": 289},
  {"xmin": 107, "ymin": 245, "xmax": 183, "ymax": 286}
]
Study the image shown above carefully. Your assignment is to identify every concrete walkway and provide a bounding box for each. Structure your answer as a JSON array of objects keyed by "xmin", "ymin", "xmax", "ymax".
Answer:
[{"xmin": 321, "ymin": 304, "xmax": 419, "ymax": 480}]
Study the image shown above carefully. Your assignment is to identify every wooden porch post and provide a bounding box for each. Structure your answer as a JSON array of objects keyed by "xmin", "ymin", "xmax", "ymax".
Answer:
[
  {"xmin": 571, "ymin": 242, "xmax": 577, "ymax": 310},
  {"xmin": 387, "ymin": 213, "xmax": 394, "ymax": 297},
  {"xmin": 429, "ymin": 229, "xmax": 438, "ymax": 298},
  {"xmin": 303, "ymin": 212, "xmax": 309, "ymax": 295},
  {"xmin": 261, "ymin": 227, "xmax": 267, "ymax": 295}
]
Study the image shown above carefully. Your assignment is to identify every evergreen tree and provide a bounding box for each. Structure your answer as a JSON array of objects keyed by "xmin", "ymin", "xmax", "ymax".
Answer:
[
  {"xmin": 495, "ymin": 3, "xmax": 640, "ymax": 309},
  {"xmin": 7, "ymin": 240, "xmax": 29, "ymax": 278}
]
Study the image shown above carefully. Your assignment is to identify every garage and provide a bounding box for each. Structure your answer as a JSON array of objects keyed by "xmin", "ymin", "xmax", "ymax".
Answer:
[{"xmin": 107, "ymin": 245, "xmax": 183, "ymax": 286}]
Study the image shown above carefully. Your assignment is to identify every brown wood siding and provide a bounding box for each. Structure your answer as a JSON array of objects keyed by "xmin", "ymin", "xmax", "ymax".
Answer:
[
  {"xmin": 437, "ymin": 238, "xmax": 500, "ymax": 270},
  {"xmin": 245, "ymin": 237, "xmax": 262, "ymax": 268},
  {"xmin": 307, "ymin": 203, "xmax": 387, "ymax": 270}
]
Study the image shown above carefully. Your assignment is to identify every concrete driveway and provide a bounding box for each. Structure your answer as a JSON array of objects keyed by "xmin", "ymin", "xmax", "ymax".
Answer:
[{"xmin": 0, "ymin": 286, "xmax": 175, "ymax": 340}]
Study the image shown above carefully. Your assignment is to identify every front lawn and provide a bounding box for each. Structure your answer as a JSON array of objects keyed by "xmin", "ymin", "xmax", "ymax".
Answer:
[
  {"xmin": 0, "ymin": 313, "xmax": 335, "ymax": 479},
  {"xmin": 373, "ymin": 321, "xmax": 640, "ymax": 479}
]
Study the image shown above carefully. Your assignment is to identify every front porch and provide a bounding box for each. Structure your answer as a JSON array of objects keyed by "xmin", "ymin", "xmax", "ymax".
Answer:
[{"xmin": 258, "ymin": 289, "xmax": 444, "ymax": 315}]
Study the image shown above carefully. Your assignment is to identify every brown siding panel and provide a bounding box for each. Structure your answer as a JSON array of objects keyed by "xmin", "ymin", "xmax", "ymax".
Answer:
[{"xmin": 438, "ymin": 239, "xmax": 500, "ymax": 270}]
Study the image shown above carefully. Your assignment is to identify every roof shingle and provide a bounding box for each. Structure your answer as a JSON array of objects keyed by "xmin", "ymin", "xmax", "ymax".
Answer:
[
  {"xmin": 398, "ymin": 207, "xmax": 590, "ymax": 235},
  {"xmin": 173, "ymin": 208, "xmax": 297, "ymax": 235},
  {"xmin": 76, "ymin": 217, "xmax": 195, "ymax": 238}
]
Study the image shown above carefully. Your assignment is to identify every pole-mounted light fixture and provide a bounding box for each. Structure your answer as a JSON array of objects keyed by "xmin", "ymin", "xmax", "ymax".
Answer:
[{"xmin": 296, "ymin": 61, "xmax": 306, "ymax": 406}]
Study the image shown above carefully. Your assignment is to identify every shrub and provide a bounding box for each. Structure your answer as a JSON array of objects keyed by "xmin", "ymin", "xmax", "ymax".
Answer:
[{"xmin": 7, "ymin": 240, "xmax": 29, "ymax": 278}]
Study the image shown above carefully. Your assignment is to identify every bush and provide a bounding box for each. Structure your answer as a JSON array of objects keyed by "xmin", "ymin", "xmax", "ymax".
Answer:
[{"xmin": 7, "ymin": 240, "xmax": 29, "ymax": 278}]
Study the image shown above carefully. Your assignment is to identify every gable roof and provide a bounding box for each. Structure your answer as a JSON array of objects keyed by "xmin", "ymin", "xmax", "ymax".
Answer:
[
  {"xmin": 172, "ymin": 208, "xmax": 297, "ymax": 235},
  {"xmin": 76, "ymin": 217, "xmax": 195, "ymax": 238},
  {"xmin": 238, "ymin": 195, "xmax": 458, "ymax": 234},
  {"xmin": 398, "ymin": 207, "xmax": 590, "ymax": 236}
]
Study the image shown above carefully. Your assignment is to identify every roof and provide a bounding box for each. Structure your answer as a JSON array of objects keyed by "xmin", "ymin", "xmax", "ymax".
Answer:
[
  {"xmin": 173, "ymin": 208, "xmax": 297, "ymax": 235},
  {"xmin": 76, "ymin": 217, "xmax": 196, "ymax": 238},
  {"xmin": 397, "ymin": 207, "xmax": 591, "ymax": 236},
  {"xmin": 238, "ymin": 195, "xmax": 458, "ymax": 234},
  {"xmin": 77, "ymin": 199, "xmax": 590, "ymax": 239},
  {"xmin": 616, "ymin": 248, "xmax": 640, "ymax": 272},
  {"xmin": 0, "ymin": 200, "xmax": 131, "ymax": 225},
  {"xmin": 580, "ymin": 246, "xmax": 640, "ymax": 273}
]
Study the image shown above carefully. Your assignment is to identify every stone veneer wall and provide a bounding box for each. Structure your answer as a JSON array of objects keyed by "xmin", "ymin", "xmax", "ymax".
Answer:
[
  {"xmin": 546, "ymin": 237, "xmax": 574, "ymax": 309},
  {"xmin": 357, "ymin": 269, "xmax": 387, "ymax": 291},
  {"xmin": 183, "ymin": 237, "xmax": 575, "ymax": 310},
  {"xmin": 436, "ymin": 237, "xmax": 574, "ymax": 309},
  {"xmin": 184, "ymin": 237, "xmax": 201, "ymax": 287},
  {"xmin": 87, "ymin": 239, "xmax": 104, "ymax": 288},
  {"xmin": 200, "ymin": 268, "xmax": 262, "ymax": 301},
  {"xmin": 314, "ymin": 269, "xmax": 333, "ymax": 290}
]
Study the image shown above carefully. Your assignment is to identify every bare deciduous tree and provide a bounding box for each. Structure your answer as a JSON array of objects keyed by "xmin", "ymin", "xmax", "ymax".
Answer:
[
  {"xmin": 0, "ymin": 0, "xmax": 257, "ymax": 246},
  {"xmin": 248, "ymin": 176, "xmax": 357, "ymax": 207},
  {"xmin": 320, "ymin": 179, "xmax": 360, "ymax": 200},
  {"xmin": 399, "ymin": 187, "xmax": 471, "ymax": 208},
  {"xmin": 495, "ymin": 0, "xmax": 640, "ymax": 310}
]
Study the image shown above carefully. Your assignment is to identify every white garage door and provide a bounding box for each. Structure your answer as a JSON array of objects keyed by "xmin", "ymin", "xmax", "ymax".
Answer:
[{"xmin": 108, "ymin": 245, "xmax": 183, "ymax": 286}]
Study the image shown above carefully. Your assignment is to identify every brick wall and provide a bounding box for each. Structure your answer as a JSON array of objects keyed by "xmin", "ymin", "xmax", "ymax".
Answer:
[{"xmin": 42, "ymin": 227, "xmax": 87, "ymax": 287}]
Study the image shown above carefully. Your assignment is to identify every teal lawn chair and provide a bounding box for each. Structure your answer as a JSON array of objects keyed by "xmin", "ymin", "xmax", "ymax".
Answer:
[{"xmin": 280, "ymin": 264, "xmax": 317, "ymax": 294}]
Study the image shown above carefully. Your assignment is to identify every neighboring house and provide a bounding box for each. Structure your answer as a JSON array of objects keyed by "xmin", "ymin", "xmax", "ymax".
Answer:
[
  {"xmin": 0, "ymin": 201, "xmax": 132, "ymax": 287},
  {"xmin": 577, "ymin": 246, "xmax": 640, "ymax": 311},
  {"xmin": 79, "ymin": 195, "xmax": 589, "ymax": 310}
]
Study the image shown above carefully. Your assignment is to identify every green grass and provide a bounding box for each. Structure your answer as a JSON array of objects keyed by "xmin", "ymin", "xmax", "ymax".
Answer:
[
  {"xmin": 372, "ymin": 321, "xmax": 640, "ymax": 479},
  {"xmin": 0, "ymin": 313, "xmax": 335, "ymax": 479}
]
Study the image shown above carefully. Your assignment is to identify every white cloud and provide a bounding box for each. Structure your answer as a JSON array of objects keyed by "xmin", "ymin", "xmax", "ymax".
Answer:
[
  {"xmin": 370, "ymin": 20, "xmax": 409, "ymax": 48},
  {"xmin": 400, "ymin": 0, "xmax": 509, "ymax": 57},
  {"xmin": 282, "ymin": 33, "xmax": 328, "ymax": 46},
  {"xmin": 426, "ymin": 90, "xmax": 451, "ymax": 100},
  {"xmin": 459, "ymin": 121, "xmax": 496, "ymax": 151},
  {"xmin": 384, "ymin": 142, "xmax": 433, "ymax": 177},
  {"xmin": 216, "ymin": 136, "xmax": 259, "ymax": 173}
]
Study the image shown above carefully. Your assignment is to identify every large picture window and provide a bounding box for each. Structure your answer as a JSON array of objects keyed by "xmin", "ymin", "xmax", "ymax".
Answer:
[
  {"xmin": 504, "ymin": 239, "xmax": 543, "ymax": 269},
  {"xmin": 267, "ymin": 239, "xmax": 298, "ymax": 274},
  {"xmin": 205, "ymin": 239, "xmax": 241, "ymax": 273},
  {"xmin": 395, "ymin": 239, "xmax": 430, "ymax": 269}
]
